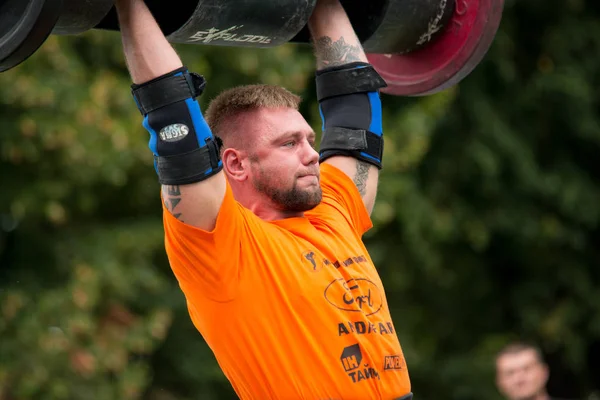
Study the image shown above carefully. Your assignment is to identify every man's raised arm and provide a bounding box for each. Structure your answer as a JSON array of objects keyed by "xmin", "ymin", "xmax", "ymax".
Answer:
[
  {"xmin": 308, "ymin": 0, "xmax": 387, "ymax": 215},
  {"xmin": 116, "ymin": 0, "xmax": 226, "ymax": 231}
]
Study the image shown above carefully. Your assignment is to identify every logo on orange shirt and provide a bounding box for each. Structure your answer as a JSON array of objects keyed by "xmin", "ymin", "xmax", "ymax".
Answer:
[
  {"xmin": 340, "ymin": 343, "xmax": 380, "ymax": 384},
  {"xmin": 383, "ymin": 355, "xmax": 406, "ymax": 371},
  {"xmin": 340, "ymin": 344, "xmax": 362, "ymax": 372},
  {"xmin": 302, "ymin": 252, "xmax": 369, "ymax": 272},
  {"xmin": 302, "ymin": 251, "xmax": 325, "ymax": 272},
  {"xmin": 337, "ymin": 320, "xmax": 395, "ymax": 336},
  {"xmin": 324, "ymin": 278, "xmax": 383, "ymax": 316}
]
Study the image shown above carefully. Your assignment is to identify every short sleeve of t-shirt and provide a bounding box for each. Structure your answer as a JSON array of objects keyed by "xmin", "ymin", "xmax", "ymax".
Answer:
[
  {"xmin": 307, "ymin": 163, "xmax": 373, "ymax": 236},
  {"xmin": 162, "ymin": 182, "xmax": 256, "ymax": 302}
]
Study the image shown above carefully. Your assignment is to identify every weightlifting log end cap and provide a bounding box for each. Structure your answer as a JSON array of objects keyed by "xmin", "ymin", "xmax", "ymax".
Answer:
[{"xmin": 367, "ymin": 0, "xmax": 505, "ymax": 96}]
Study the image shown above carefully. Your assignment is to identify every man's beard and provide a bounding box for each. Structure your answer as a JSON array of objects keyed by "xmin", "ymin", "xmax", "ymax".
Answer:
[{"xmin": 253, "ymin": 172, "xmax": 322, "ymax": 212}]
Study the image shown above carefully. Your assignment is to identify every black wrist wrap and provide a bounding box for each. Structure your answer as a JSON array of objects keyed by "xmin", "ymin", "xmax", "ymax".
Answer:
[
  {"xmin": 316, "ymin": 62, "xmax": 388, "ymax": 169},
  {"xmin": 131, "ymin": 67, "xmax": 222, "ymax": 185}
]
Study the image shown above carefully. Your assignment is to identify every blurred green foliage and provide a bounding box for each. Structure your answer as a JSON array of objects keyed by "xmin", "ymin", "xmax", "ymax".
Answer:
[{"xmin": 1, "ymin": 0, "xmax": 600, "ymax": 399}]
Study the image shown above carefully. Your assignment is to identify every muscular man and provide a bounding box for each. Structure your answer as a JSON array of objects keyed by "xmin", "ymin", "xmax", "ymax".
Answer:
[{"xmin": 115, "ymin": 0, "xmax": 411, "ymax": 398}]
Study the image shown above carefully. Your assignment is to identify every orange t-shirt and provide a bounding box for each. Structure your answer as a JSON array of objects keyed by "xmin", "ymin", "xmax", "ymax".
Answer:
[{"xmin": 163, "ymin": 163, "xmax": 411, "ymax": 400}]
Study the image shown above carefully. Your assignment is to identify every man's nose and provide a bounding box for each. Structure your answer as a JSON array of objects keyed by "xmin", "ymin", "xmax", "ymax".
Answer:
[{"xmin": 303, "ymin": 140, "xmax": 319, "ymax": 165}]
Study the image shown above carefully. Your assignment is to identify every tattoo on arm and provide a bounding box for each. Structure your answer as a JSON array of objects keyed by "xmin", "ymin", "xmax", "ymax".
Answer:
[
  {"xmin": 164, "ymin": 185, "xmax": 183, "ymax": 221},
  {"xmin": 354, "ymin": 161, "xmax": 371, "ymax": 197},
  {"xmin": 313, "ymin": 36, "xmax": 362, "ymax": 68}
]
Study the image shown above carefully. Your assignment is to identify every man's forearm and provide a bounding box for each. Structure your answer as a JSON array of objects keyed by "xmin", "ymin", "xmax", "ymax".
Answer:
[
  {"xmin": 308, "ymin": 0, "xmax": 368, "ymax": 69},
  {"xmin": 308, "ymin": 0, "xmax": 383, "ymax": 214},
  {"xmin": 115, "ymin": 0, "xmax": 226, "ymax": 231},
  {"xmin": 115, "ymin": 0, "xmax": 183, "ymax": 84}
]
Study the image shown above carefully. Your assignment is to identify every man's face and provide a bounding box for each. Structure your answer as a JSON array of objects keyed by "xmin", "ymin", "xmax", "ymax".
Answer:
[
  {"xmin": 247, "ymin": 107, "xmax": 322, "ymax": 212},
  {"xmin": 496, "ymin": 349, "xmax": 549, "ymax": 400}
]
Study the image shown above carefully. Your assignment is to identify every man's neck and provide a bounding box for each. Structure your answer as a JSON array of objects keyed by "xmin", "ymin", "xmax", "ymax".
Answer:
[
  {"xmin": 251, "ymin": 204, "xmax": 304, "ymax": 221},
  {"xmin": 232, "ymin": 185, "xmax": 305, "ymax": 221}
]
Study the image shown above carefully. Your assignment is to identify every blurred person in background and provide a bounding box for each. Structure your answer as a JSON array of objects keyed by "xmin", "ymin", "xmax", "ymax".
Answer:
[{"xmin": 495, "ymin": 342, "xmax": 573, "ymax": 400}]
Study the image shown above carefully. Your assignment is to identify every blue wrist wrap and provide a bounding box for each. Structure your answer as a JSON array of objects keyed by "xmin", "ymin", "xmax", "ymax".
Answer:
[
  {"xmin": 316, "ymin": 62, "xmax": 387, "ymax": 169},
  {"xmin": 131, "ymin": 67, "xmax": 222, "ymax": 185}
]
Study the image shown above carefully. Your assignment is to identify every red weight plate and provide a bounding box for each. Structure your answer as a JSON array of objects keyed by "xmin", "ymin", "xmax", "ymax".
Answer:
[{"xmin": 366, "ymin": 0, "xmax": 504, "ymax": 96}]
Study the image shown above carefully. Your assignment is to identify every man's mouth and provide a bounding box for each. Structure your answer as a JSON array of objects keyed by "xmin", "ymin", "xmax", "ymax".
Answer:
[{"xmin": 298, "ymin": 174, "xmax": 319, "ymax": 183}]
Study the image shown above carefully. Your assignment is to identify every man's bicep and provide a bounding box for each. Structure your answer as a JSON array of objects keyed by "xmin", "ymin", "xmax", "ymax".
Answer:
[
  {"xmin": 315, "ymin": 163, "xmax": 374, "ymax": 236},
  {"xmin": 323, "ymin": 156, "xmax": 379, "ymax": 215},
  {"xmin": 164, "ymin": 228, "xmax": 240, "ymax": 302},
  {"xmin": 162, "ymin": 170, "xmax": 227, "ymax": 231},
  {"xmin": 162, "ymin": 182, "xmax": 243, "ymax": 302}
]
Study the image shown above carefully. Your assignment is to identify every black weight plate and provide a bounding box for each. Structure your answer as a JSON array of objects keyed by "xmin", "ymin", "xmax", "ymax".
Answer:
[
  {"xmin": 95, "ymin": 0, "xmax": 204, "ymax": 36},
  {"xmin": 166, "ymin": 0, "xmax": 317, "ymax": 48},
  {"xmin": 290, "ymin": 0, "xmax": 387, "ymax": 46},
  {"xmin": 0, "ymin": 0, "xmax": 63, "ymax": 72},
  {"xmin": 361, "ymin": 0, "xmax": 456, "ymax": 54},
  {"xmin": 52, "ymin": 0, "xmax": 118, "ymax": 35}
]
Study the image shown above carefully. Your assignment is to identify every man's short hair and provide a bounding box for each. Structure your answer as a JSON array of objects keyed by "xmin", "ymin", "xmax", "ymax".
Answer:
[
  {"xmin": 204, "ymin": 84, "xmax": 302, "ymax": 150},
  {"xmin": 495, "ymin": 341, "xmax": 545, "ymax": 364}
]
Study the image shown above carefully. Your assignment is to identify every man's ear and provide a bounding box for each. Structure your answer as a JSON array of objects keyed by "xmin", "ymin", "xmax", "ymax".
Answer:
[
  {"xmin": 222, "ymin": 148, "xmax": 248, "ymax": 182},
  {"xmin": 541, "ymin": 362, "xmax": 550, "ymax": 384}
]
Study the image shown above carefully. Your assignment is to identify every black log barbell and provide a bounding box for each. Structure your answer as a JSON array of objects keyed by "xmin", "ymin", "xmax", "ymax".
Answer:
[{"xmin": 0, "ymin": 0, "xmax": 504, "ymax": 96}]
